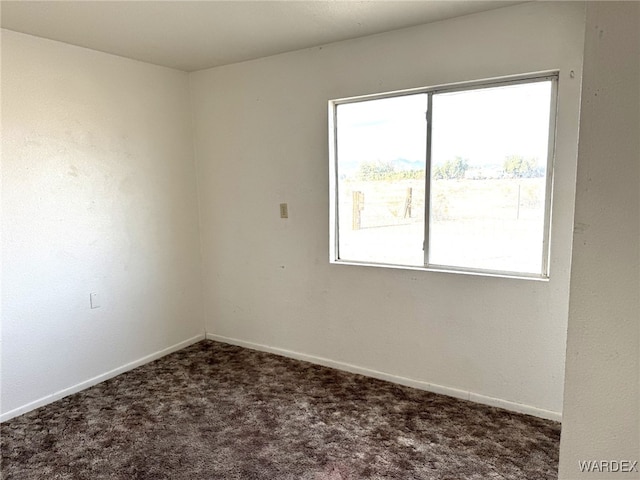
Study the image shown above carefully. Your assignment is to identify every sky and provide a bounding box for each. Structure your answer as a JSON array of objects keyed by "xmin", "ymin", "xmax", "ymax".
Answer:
[{"xmin": 336, "ymin": 80, "xmax": 553, "ymax": 174}]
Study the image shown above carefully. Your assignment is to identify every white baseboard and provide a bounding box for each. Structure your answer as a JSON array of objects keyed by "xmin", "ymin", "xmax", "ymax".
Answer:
[
  {"xmin": 0, "ymin": 333, "xmax": 205, "ymax": 423},
  {"xmin": 206, "ymin": 333, "xmax": 562, "ymax": 422}
]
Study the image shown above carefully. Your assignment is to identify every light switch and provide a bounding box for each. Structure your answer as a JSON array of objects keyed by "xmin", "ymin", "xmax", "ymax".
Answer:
[{"xmin": 279, "ymin": 203, "xmax": 288, "ymax": 219}]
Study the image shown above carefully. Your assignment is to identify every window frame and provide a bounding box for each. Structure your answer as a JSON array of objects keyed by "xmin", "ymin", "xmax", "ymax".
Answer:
[{"xmin": 329, "ymin": 72, "xmax": 559, "ymax": 280}]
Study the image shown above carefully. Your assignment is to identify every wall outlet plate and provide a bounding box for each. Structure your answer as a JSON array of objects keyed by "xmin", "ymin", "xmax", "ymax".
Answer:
[{"xmin": 90, "ymin": 292, "xmax": 100, "ymax": 309}]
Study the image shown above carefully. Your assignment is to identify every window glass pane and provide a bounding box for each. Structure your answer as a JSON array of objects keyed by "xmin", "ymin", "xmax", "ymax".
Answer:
[
  {"xmin": 336, "ymin": 94, "xmax": 427, "ymax": 266},
  {"xmin": 429, "ymin": 81, "xmax": 552, "ymax": 274}
]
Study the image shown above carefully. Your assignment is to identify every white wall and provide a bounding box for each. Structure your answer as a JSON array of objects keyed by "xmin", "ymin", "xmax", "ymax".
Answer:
[
  {"xmin": 1, "ymin": 30, "xmax": 204, "ymax": 419},
  {"xmin": 191, "ymin": 2, "xmax": 586, "ymax": 418},
  {"xmin": 559, "ymin": 3, "xmax": 640, "ymax": 478}
]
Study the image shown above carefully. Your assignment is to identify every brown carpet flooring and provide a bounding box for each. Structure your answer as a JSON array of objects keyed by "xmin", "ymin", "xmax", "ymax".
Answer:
[{"xmin": 1, "ymin": 340, "xmax": 560, "ymax": 479}]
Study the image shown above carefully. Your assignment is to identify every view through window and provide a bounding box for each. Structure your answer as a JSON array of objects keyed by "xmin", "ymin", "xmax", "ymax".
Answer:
[{"xmin": 332, "ymin": 75, "xmax": 557, "ymax": 277}]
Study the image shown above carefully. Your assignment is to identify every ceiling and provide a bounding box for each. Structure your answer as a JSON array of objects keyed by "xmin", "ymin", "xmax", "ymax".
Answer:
[{"xmin": 1, "ymin": 1, "xmax": 520, "ymax": 72}]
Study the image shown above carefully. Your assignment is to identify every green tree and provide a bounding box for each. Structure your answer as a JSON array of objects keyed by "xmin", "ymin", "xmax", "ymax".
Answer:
[
  {"xmin": 354, "ymin": 160, "xmax": 426, "ymax": 181},
  {"xmin": 432, "ymin": 157, "xmax": 469, "ymax": 180},
  {"xmin": 356, "ymin": 160, "xmax": 395, "ymax": 181},
  {"xmin": 503, "ymin": 155, "xmax": 543, "ymax": 178}
]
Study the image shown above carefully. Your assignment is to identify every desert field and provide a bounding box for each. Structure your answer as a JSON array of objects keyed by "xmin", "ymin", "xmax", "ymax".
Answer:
[{"xmin": 337, "ymin": 177, "xmax": 546, "ymax": 274}]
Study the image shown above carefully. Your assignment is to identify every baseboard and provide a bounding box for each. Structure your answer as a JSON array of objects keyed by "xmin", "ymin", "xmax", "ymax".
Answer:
[
  {"xmin": 0, "ymin": 333, "xmax": 206, "ymax": 423},
  {"xmin": 206, "ymin": 333, "xmax": 562, "ymax": 422}
]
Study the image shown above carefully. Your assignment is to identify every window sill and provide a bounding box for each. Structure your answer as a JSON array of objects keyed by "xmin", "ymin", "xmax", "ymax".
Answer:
[{"xmin": 330, "ymin": 259, "xmax": 550, "ymax": 282}]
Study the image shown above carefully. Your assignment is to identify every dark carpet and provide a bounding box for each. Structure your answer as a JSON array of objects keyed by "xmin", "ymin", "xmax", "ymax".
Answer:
[{"xmin": 1, "ymin": 340, "xmax": 560, "ymax": 479}]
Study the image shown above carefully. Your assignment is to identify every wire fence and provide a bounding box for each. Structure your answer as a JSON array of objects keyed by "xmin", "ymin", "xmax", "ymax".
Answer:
[{"xmin": 339, "ymin": 178, "xmax": 545, "ymax": 231}]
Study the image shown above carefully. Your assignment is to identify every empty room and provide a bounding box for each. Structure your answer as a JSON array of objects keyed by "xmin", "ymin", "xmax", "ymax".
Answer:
[{"xmin": 1, "ymin": 1, "xmax": 638, "ymax": 479}]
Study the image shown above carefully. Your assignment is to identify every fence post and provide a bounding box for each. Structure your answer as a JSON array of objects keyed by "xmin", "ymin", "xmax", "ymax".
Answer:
[
  {"xmin": 404, "ymin": 187, "xmax": 413, "ymax": 218},
  {"xmin": 352, "ymin": 191, "xmax": 364, "ymax": 230}
]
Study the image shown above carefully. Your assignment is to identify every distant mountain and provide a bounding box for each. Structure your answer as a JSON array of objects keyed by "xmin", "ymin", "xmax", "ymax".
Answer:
[{"xmin": 392, "ymin": 158, "xmax": 425, "ymax": 171}]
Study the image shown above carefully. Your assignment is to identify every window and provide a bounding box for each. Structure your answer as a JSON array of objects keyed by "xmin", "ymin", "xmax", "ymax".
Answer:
[{"xmin": 329, "ymin": 74, "xmax": 558, "ymax": 278}]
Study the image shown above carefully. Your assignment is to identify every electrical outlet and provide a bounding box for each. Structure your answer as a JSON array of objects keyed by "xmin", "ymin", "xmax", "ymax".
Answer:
[
  {"xmin": 279, "ymin": 203, "xmax": 288, "ymax": 219},
  {"xmin": 90, "ymin": 292, "xmax": 100, "ymax": 309}
]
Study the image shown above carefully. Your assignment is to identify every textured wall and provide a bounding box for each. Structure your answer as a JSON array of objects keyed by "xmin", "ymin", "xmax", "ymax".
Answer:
[
  {"xmin": 559, "ymin": 3, "xmax": 640, "ymax": 478},
  {"xmin": 191, "ymin": 2, "xmax": 586, "ymax": 418},
  {"xmin": 1, "ymin": 30, "xmax": 204, "ymax": 418}
]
